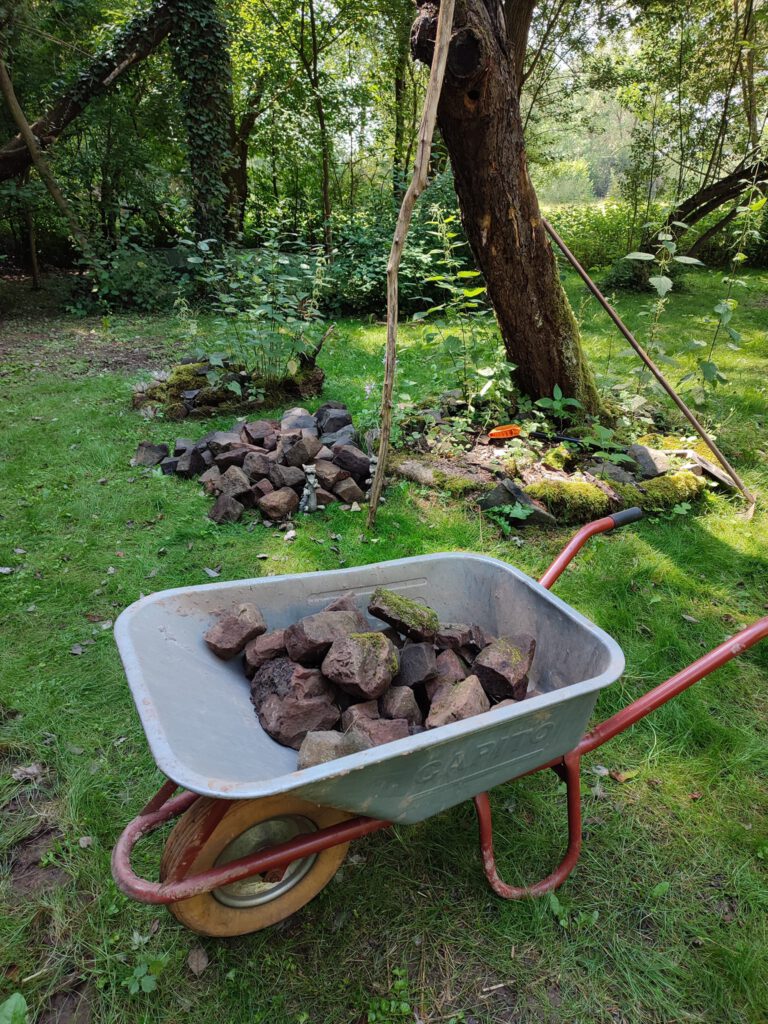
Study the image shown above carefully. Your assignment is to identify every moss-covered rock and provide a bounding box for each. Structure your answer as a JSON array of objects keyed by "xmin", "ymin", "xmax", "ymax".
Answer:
[
  {"xmin": 166, "ymin": 362, "xmax": 208, "ymax": 392},
  {"xmin": 637, "ymin": 433, "xmax": 713, "ymax": 461},
  {"xmin": 613, "ymin": 470, "xmax": 706, "ymax": 511},
  {"xmin": 433, "ymin": 470, "xmax": 482, "ymax": 496},
  {"xmin": 525, "ymin": 480, "xmax": 611, "ymax": 524},
  {"xmin": 542, "ymin": 445, "xmax": 573, "ymax": 472}
]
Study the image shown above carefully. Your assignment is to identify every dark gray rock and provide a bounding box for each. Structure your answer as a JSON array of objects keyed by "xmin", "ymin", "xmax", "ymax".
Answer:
[
  {"xmin": 133, "ymin": 441, "xmax": 169, "ymax": 467},
  {"xmin": 281, "ymin": 407, "xmax": 317, "ymax": 433},
  {"xmin": 585, "ymin": 461, "xmax": 637, "ymax": 484},
  {"xmin": 320, "ymin": 424, "xmax": 357, "ymax": 447},
  {"xmin": 394, "ymin": 642, "xmax": 438, "ymax": 688},
  {"xmin": 627, "ymin": 444, "xmax": 671, "ymax": 479},
  {"xmin": 478, "ymin": 479, "xmax": 557, "ymax": 527},
  {"xmin": 176, "ymin": 446, "xmax": 207, "ymax": 478},
  {"xmin": 207, "ymin": 431, "xmax": 244, "ymax": 456},
  {"xmin": 242, "ymin": 420, "xmax": 278, "ymax": 445},
  {"xmin": 200, "ymin": 465, "xmax": 222, "ymax": 495},
  {"xmin": 159, "ymin": 456, "xmax": 180, "ymax": 475},
  {"xmin": 332, "ymin": 443, "xmax": 370, "ymax": 481},
  {"xmin": 208, "ymin": 493, "xmax": 244, "ymax": 524},
  {"xmin": 269, "ymin": 463, "xmax": 307, "ymax": 492},
  {"xmin": 219, "ymin": 465, "xmax": 252, "ymax": 502},
  {"xmin": 214, "ymin": 448, "xmax": 248, "ymax": 471},
  {"xmin": 315, "ymin": 402, "xmax": 352, "ymax": 435},
  {"xmin": 243, "ymin": 451, "xmax": 272, "ymax": 481},
  {"xmin": 174, "ymin": 438, "xmax": 196, "ymax": 456}
]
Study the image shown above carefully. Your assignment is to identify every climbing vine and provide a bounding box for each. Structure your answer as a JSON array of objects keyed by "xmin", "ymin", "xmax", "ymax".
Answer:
[{"xmin": 168, "ymin": 0, "xmax": 238, "ymax": 242}]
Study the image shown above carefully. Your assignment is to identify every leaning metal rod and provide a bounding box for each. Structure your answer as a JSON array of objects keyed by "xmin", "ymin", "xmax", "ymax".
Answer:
[{"xmin": 543, "ymin": 217, "xmax": 756, "ymax": 508}]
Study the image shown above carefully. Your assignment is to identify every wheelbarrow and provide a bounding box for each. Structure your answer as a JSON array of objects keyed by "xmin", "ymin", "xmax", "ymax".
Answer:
[{"xmin": 111, "ymin": 509, "xmax": 768, "ymax": 935}]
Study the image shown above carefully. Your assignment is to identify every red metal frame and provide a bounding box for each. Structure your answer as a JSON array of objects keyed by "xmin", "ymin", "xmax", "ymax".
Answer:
[{"xmin": 112, "ymin": 513, "xmax": 768, "ymax": 906}]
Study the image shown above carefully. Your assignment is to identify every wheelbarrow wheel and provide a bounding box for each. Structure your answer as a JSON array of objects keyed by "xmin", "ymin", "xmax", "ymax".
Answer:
[{"xmin": 159, "ymin": 795, "xmax": 353, "ymax": 936}]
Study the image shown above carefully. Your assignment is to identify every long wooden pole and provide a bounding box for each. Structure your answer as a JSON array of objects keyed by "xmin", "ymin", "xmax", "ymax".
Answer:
[
  {"xmin": 543, "ymin": 218, "xmax": 756, "ymax": 509},
  {"xmin": 367, "ymin": 0, "xmax": 455, "ymax": 527},
  {"xmin": 0, "ymin": 53, "xmax": 93, "ymax": 256}
]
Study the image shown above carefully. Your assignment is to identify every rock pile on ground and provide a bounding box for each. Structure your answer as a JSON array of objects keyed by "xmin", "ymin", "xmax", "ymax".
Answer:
[
  {"xmin": 131, "ymin": 402, "xmax": 372, "ymax": 524},
  {"xmin": 203, "ymin": 587, "xmax": 538, "ymax": 768}
]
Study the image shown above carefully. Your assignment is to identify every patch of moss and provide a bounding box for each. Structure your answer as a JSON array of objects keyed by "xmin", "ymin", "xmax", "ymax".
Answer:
[
  {"xmin": 542, "ymin": 445, "xmax": 572, "ymax": 471},
  {"xmin": 525, "ymin": 481, "xmax": 611, "ymax": 524},
  {"xmin": 166, "ymin": 362, "xmax": 208, "ymax": 392},
  {"xmin": 433, "ymin": 470, "xmax": 480, "ymax": 496},
  {"xmin": 612, "ymin": 471, "xmax": 706, "ymax": 511},
  {"xmin": 637, "ymin": 432, "xmax": 713, "ymax": 461},
  {"xmin": 163, "ymin": 402, "xmax": 189, "ymax": 421},
  {"xmin": 369, "ymin": 588, "xmax": 439, "ymax": 636},
  {"xmin": 502, "ymin": 457, "xmax": 519, "ymax": 478}
]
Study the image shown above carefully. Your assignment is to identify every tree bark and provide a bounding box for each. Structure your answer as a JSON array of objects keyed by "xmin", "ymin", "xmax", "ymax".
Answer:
[
  {"xmin": 0, "ymin": 0, "xmax": 178, "ymax": 182},
  {"xmin": 656, "ymin": 158, "xmax": 767, "ymax": 245},
  {"xmin": 0, "ymin": 54, "xmax": 93, "ymax": 256},
  {"xmin": 411, "ymin": 0, "xmax": 600, "ymax": 411}
]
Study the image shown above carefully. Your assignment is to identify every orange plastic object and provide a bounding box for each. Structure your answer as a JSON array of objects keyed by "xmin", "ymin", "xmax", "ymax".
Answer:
[{"xmin": 488, "ymin": 424, "xmax": 522, "ymax": 440}]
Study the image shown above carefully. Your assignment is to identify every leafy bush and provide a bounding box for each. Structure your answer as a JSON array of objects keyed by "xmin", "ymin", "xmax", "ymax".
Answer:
[{"xmin": 178, "ymin": 231, "xmax": 329, "ymax": 391}]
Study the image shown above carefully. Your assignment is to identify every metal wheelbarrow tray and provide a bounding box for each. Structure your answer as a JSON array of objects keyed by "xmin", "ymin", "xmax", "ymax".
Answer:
[{"xmin": 111, "ymin": 510, "xmax": 768, "ymax": 935}]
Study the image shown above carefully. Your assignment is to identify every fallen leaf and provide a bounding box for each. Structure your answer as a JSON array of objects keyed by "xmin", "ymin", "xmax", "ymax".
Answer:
[
  {"xmin": 67, "ymin": 744, "xmax": 85, "ymax": 755},
  {"xmin": 70, "ymin": 644, "xmax": 86, "ymax": 656},
  {"xmin": 187, "ymin": 945, "xmax": 209, "ymax": 976},
  {"xmin": 0, "ymin": 567, "xmax": 13, "ymax": 575},
  {"xmin": 99, "ymin": 620, "xmax": 113, "ymax": 630},
  {"xmin": 689, "ymin": 791, "xmax": 703, "ymax": 801},
  {"xmin": 256, "ymin": 554, "xmax": 269, "ymax": 560},
  {"xmin": 590, "ymin": 764, "xmax": 610, "ymax": 777},
  {"xmin": 106, "ymin": 566, "xmax": 116, "ymax": 575},
  {"xmin": 284, "ymin": 530, "xmax": 297, "ymax": 543},
  {"xmin": 13, "ymin": 548, "xmax": 26, "ymax": 555},
  {"xmin": 203, "ymin": 566, "xmax": 221, "ymax": 578},
  {"xmin": 78, "ymin": 836, "xmax": 93, "ymax": 849},
  {"xmin": 12, "ymin": 763, "xmax": 44, "ymax": 783},
  {"xmin": 146, "ymin": 568, "xmax": 159, "ymax": 578},
  {"xmin": 98, "ymin": 478, "xmax": 108, "ymax": 485},
  {"xmin": 609, "ymin": 769, "xmax": 639, "ymax": 784},
  {"xmin": 682, "ymin": 614, "xmax": 700, "ymax": 624}
]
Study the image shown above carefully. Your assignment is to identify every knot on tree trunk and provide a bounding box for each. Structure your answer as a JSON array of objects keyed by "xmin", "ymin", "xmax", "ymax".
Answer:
[{"xmin": 446, "ymin": 27, "xmax": 485, "ymax": 80}]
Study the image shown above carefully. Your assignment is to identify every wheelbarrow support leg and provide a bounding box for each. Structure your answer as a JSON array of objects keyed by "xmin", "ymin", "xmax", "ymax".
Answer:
[{"xmin": 474, "ymin": 753, "xmax": 582, "ymax": 898}]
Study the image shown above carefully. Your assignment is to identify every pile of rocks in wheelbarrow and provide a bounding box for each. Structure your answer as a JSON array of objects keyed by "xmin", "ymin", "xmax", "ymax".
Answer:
[
  {"xmin": 131, "ymin": 402, "xmax": 372, "ymax": 524},
  {"xmin": 203, "ymin": 587, "xmax": 536, "ymax": 768}
]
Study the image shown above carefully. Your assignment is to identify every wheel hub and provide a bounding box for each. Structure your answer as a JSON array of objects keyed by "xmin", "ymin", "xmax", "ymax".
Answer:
[{"xmin": 212, "ymin": 814, "xmax": 318, "ymax": 908}]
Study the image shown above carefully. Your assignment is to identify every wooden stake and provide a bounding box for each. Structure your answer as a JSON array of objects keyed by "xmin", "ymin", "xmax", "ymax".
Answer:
[
  {"xmin": 367, "ymin": 0, "xmax": 455, "ymax": 528},
  {"xmin": 0, "ymin": 53, "xmax": 93, "ymax": 257}
]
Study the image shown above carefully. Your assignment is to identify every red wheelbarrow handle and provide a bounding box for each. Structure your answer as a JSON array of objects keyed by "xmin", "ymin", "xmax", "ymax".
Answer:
[{"xmin": 539, "ymin": 507, "xmax": 643, "ymax": 590}]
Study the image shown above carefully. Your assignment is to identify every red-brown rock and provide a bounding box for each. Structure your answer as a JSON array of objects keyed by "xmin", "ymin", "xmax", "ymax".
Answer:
[
  {"xmin": 208, "ymin": 493, "xmax": 244, "ymax": 524},
  {"xmin": 283, "ymin": 434, "xmax": 323, "ymax": 468},
  {"xmin": 243, "ymin": 629, "xmax": 287, "ymax": 677},
  {"xmin": 243, "ymin": 451, "xmax": 272, "ymax": 480},
  {"xmin": 257, "ymin": 693, "xmax": 340, "ymax": 749},
  {"xmin": 426, "ymin": 649, "xmax": 469, "ymax": 700},
  {"xmin": 380, "ymin": 686, "xmax": 422, "ymax": 726},
  {"xmin": 321, "ymin": 632, "xmax": 399, "ymax": 698},
  {"xmin": 214, "ymin": 448, "xmax": 248, "ymax": 471},
  {"xmin": 258, "ymin": 486, "xmax": 299, "ymax": 521},
  {"xmin": 347, "ymin": 717, "xmax": 410, "ymax": 747},
  {"xmin": 200, "ymin": 466, "xmax": 222, "ymax": 495},
  {"xmin": 426, "ymin": 675, "xmax": 490, "ymax": 728},
  {"xmin": 316, "ymin": 487, "xmax": 338, "ymax": 505},
  {"xmin": 435, "ymin": 624, "xmax": 473, "ymax": 650},
  {"xmin": 315, "ymin": 459, "xmax": 349, "ymax": 490},
  {"xmin": 285, "ymin": 610, "xmax": 372, "ymax": 665},
  {"xmin": 269, "ymin": 463, "xmax": 306, "ymax": 492},
  {"xmin": 334, "ymin": 477, "xmax": 366, "ymax": 503},
  {"xmin": 219, "ymin": 465, "xmax": 252, "ymax": 501},
  {"xmin": 242, "ymin": 420, "xmax": 278, "ymax": 446},
  {"xmin": 204, "ymin": 604, "xmax": 266, "ymax": 659},
  {"xmin": 250, "ymin": 657, "xmax": 333, "ymax": 710},
  {"xmin": 340, "ymin": 700, "xmax": 379, "ymax": 730},
  {"xmin": 472, "ymin": 635, "xmax": 536, "ymax": 702}
]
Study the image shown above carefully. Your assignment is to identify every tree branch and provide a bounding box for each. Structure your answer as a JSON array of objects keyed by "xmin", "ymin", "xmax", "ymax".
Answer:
[{"xmin": 0, "ymin": 0, "xmax": 178, "ymax": 181}]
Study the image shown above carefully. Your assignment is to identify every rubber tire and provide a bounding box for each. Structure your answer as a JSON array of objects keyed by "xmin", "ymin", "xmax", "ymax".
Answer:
[{"xmin": 159, "ymin": 795, "xmax": 352, "ymax": 936}]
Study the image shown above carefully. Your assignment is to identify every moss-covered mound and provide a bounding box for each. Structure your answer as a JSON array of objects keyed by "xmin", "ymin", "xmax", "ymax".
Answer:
[
  {"xmin": 613, "ymin": 470, "xmax": 707, "ymax": 511},
  {"xmin": 525, "ymin": 470, "xmax": 707, "ymax": 523},
  {"xmin": 132, "ymin": 362, "xmax": 324, "ymax": 420},
  {"xmin": 525, "ymin": 480, "xmax": 612, "ymax": 524}
]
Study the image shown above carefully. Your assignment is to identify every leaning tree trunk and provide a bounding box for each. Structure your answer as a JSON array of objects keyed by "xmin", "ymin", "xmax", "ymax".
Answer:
[{"xmin": 411, "ymin": 0, "xmax": 600, "ymax": 412}]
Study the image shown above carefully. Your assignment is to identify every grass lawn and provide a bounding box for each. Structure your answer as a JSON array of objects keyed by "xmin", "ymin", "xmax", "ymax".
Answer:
[{"xmin": 1, "ymin": 269, "xmax": 767, "ymax": 1024}]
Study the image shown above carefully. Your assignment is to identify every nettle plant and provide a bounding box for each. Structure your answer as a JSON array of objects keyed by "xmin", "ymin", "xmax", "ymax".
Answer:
[
  {"xmin": 182, "ymin": 230, "xmax": 329, "ymax": 398},
  {"xmin": 625, "ymin": 186, "xmax": 765, "ymax": 401},
  {"xmin": 413, "ymin": 206, "xmax": 513, "ymax": 418}
]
